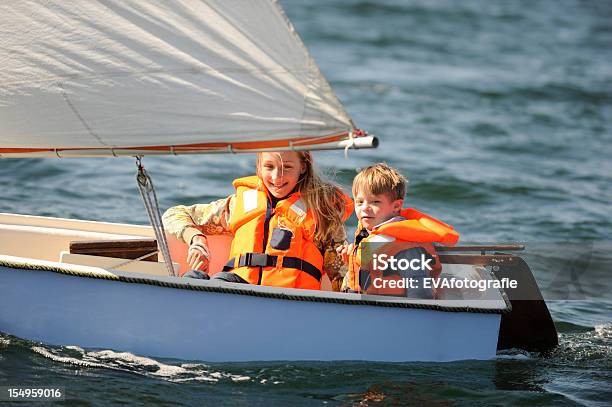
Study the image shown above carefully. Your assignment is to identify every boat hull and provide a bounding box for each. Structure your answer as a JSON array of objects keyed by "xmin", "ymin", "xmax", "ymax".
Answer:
[{"xmin": 0, "ymin": 265, "xmax": 501, "ymax": 362}]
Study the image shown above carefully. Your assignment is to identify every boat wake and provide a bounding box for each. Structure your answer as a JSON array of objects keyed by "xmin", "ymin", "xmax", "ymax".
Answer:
[
  {"xmin": 550, "ymin": 323, "xmax": 612, "ymax": 367},
  {"xmin": 495, "ymin": 323, "xmax": 611, "ymax": 364},
  {"xmin": 29, "ymin": 345, "xmax": 250, "ymax": 383},
  {"xmin": 495, "ymin": 348, "xmax": 536, "ymax": 360}
]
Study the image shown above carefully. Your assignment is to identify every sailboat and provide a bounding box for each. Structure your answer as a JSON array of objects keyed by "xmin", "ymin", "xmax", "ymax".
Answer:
[{"xmin": 0, "ymin": 0, "xmax": 556, "ymax": 362}]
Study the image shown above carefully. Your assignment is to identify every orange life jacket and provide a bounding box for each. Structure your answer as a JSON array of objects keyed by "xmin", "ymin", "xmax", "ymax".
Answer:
[
  {"xmin": 225, "ymin": 176, "xmax": 352, "ymax": 290},
  {"xmin": 346, "ymin": 208, "xmax": 459, "ymax": 296}
]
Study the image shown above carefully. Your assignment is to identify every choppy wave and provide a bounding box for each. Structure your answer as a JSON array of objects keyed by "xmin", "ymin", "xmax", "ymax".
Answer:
[
  {"xmin": 4, "ymin": 324, "xmax": 609, "ymax": 378},
  {"xmin": 550, "ymin": 324, "xmax": 612, "ymax": 367},
  {"xmin": 496, "ymin": 349, "xmax": 536, "ymax": 360},
  {"xmin": 29, "ymin": 344, "xmax": 251, "ymax": 383},
  {"xmin": 2, "ymin": 329, "xmax": 611, "ymax": 405}
]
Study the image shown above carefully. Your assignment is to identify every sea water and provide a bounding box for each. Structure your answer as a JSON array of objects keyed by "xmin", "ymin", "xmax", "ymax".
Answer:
[{"xmin": 1, "ymin": 0, "xmax": 611, "ymax": 405}]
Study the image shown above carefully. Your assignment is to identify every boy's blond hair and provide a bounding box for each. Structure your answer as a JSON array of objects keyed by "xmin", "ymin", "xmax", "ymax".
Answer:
[{"xmin": 352, "ymin": 163, "xmax": 407, "ymax": 201}]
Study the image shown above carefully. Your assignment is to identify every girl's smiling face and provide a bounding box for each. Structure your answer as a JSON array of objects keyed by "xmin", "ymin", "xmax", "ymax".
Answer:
[{"xmin": 258, "ymin": 152, "xmax": 305, "ymax": 198}]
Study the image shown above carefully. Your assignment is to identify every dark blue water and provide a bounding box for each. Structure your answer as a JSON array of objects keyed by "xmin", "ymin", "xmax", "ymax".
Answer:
[{"xmin": 1, "ymin": 0, "xmax": 611, "ymax": 405}]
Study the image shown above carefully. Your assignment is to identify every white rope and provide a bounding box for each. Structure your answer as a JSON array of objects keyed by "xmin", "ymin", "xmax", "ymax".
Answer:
[
  {"xmin": 135, "ymin": 157, "xmax": 175, "ymax": 276},
  {"xmin": 344, "ymin": 130, "xmax": 356, "ymax": 159}
]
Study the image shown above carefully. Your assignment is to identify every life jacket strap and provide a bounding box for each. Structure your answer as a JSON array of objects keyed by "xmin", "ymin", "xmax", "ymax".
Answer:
[{"xmin": 223, "ymin": 253, "xmax": 322, "ymax": 282}]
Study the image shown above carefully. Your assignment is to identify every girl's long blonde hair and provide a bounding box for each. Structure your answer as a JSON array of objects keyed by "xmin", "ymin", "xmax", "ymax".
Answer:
[{"xmin": 256, "ymin": 151, "xmax": 347, "ymax": 246}]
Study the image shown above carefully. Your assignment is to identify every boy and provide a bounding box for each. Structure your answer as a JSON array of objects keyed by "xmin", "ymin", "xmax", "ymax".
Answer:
[{"xmin": 338, "ymin": 163, "xmax": 459, "ymax": 295}]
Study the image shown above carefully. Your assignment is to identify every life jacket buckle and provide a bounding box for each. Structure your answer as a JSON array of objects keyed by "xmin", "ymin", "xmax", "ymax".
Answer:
[{"xmin": 243, "ymin": 252, "xmax": 268, "ymax": 267}]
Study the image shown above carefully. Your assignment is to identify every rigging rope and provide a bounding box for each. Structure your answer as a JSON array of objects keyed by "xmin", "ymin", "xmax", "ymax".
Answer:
[
  {"xmin": 107, "ymin": 250, "xmax": 160, "ymax": 271},
  {"xmin": 344, "ymin": 128, "xmax": 366, "ymax": 159},
  {"xmin": 135, "ymin": 157, "xmax": 175, "ymax": 276}
]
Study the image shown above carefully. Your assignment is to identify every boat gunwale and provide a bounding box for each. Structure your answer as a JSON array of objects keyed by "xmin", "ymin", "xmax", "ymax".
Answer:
[{"xmin": 0, "ymin": 254, "xmax": 511, "ymax": 314}]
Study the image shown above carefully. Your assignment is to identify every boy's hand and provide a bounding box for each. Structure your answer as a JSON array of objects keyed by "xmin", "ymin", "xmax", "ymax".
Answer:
[{"xmin": 336, "ymin": 243, "xmax": 354, "ymax": 264}]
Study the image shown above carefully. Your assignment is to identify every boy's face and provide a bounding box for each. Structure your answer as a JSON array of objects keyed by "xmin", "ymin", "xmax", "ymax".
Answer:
[{"xmin": 354, "ymin": 190, "xmax": 403, "ymax": 231}]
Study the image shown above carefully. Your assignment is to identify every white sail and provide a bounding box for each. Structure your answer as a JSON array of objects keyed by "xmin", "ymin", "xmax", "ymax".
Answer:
[{"xmin": 0, "ymin": 0, "xmax": 370, "ymax": 157}]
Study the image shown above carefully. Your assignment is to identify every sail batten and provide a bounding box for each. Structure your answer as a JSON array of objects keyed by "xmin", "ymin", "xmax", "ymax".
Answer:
[{"xmin": 0, "ymin": 0, "xmax": 366, "ymax": 158}]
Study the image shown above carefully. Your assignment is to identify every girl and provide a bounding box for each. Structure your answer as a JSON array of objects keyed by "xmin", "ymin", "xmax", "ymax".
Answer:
[{"xmin": 162, "ymin": 151, "xmax": 352, "ymax": 290}]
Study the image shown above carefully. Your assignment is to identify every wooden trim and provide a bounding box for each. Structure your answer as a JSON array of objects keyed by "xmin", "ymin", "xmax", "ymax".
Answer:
[
  {"xmin": 440, "ymin": 254, "xmax": 518, "ymax": 266},
  {"xmin": 437, "ymin": 244, "xmax": 525, "ymax": 253},
  {"xmin": 69, "ymin": 239, "xmax": 158, "ymax": 262}
]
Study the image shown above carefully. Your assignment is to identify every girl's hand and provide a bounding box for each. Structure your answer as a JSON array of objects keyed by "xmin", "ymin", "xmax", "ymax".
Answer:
[
  {"xmin": 187, "ymin": 235, "xmax": 210, "ymax": 272},
  {"xmin": 336, "ymin": 243, "xmax": 354, "ymax": 264}
]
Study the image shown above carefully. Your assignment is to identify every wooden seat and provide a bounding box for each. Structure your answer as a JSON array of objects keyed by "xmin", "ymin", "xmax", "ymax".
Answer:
[{"xmin": 69, "ymin": 238, "xmax": 158, "ymax": 262}]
